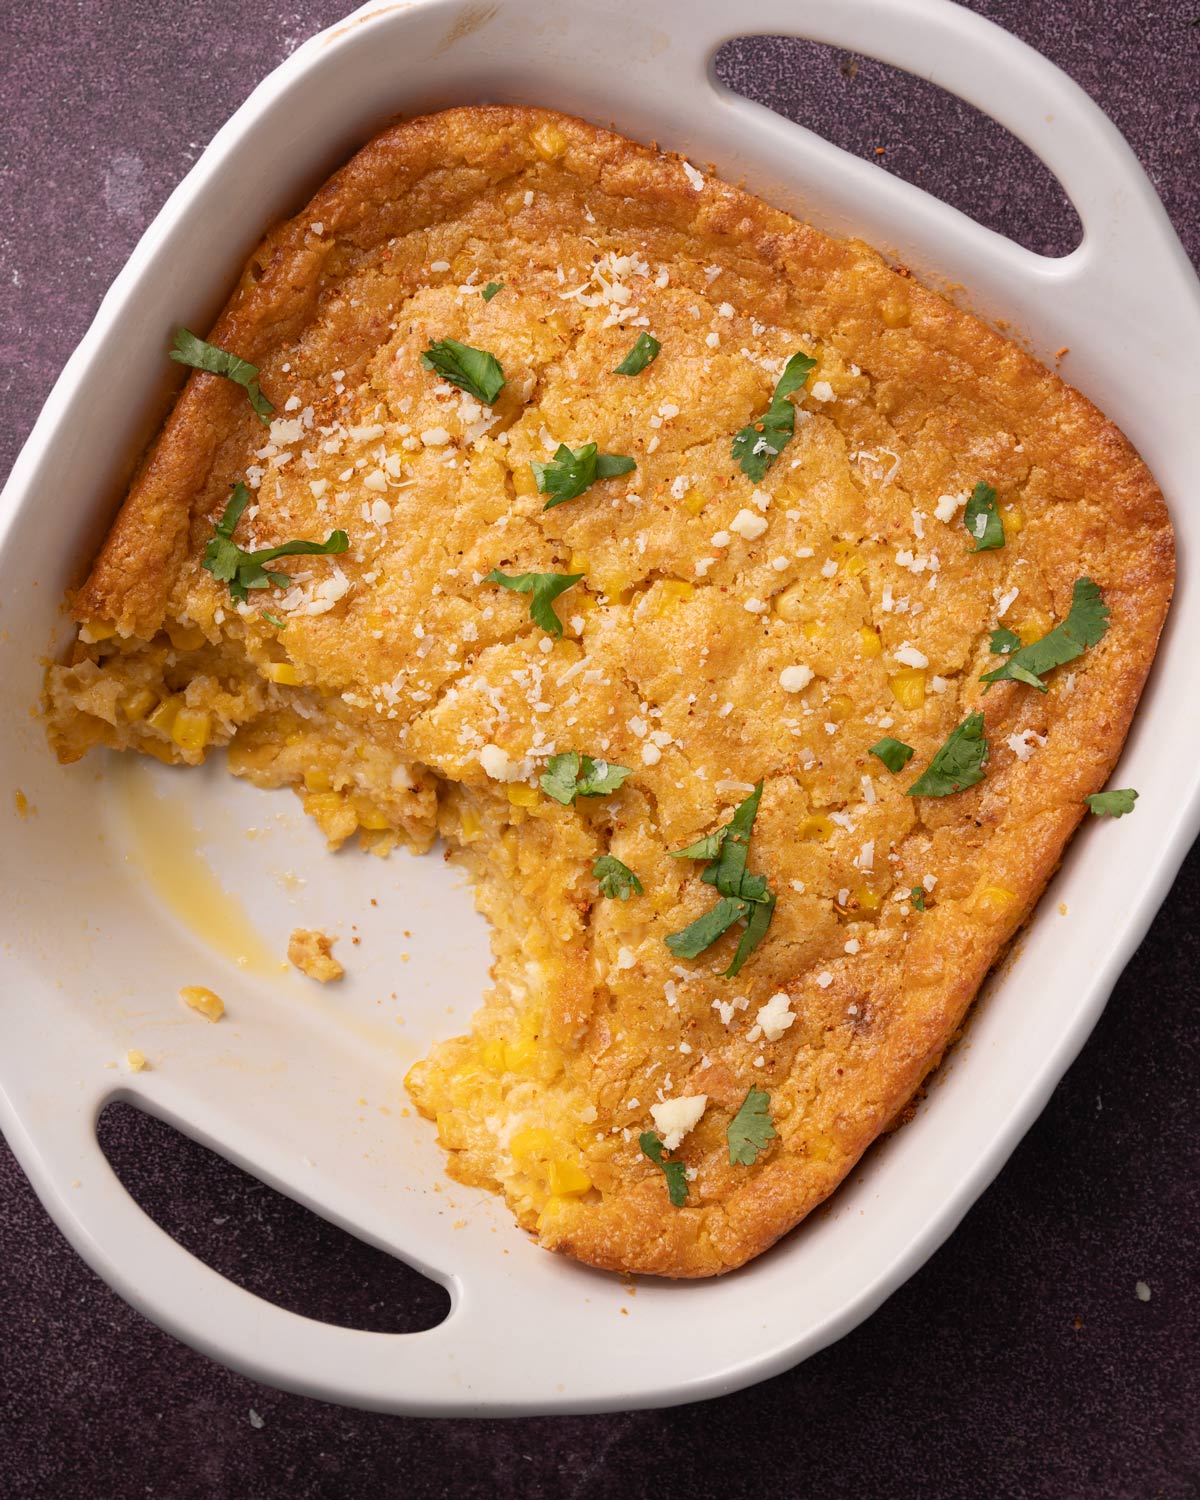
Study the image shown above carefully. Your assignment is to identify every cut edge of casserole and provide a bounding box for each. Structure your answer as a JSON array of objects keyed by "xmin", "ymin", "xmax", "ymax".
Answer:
[{"xmin": 43, "ymin": 106, "xmax": 1172, "ymax": 1277}]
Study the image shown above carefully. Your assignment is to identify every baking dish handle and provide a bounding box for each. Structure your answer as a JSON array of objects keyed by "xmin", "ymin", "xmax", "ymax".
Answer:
[
  {"xmin": 6, "ymin": 1095, "xmax": 491, "ymax": 1414},
  {"xmin": 695, "ymin": 0, "xmax": 1196, "ymax": 314}
]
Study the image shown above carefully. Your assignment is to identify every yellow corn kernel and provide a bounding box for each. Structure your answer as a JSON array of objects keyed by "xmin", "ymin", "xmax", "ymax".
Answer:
[
  {"xmin": 858, "ymin": 626, "xmax": 883, "ymax": 658},
  {"xmin": 802, "ymin": 621, "xmax": 827, "ymax": 641},
  {"xmin": 1017, "ymin": 611, "xmax": 1052, "ymax": 647},
  {"xmin": 660, "ymin": 580, "xmax": 695, "ymax": 606},
  {"xmin": 119, "ymin": 686, "xmax": 158, "ymax": 722},
  {"xmin": 170, "ymin": 708, "xmax": 211, "ymax": 753},
  {"xmin": 126, "ymin": 1049, "xmax": 148, "ymax": 1072},
  {"xmin": 512, "ymin": 463, "xmax": 539, "ymax": 498},
  {"xmin": 974, "ymin": 883, "xmax": 1017, "ymax": 918},
  {"xmin": 773, "ymin": 583, "xmax": 807, "ymax": 622},
  {"xmin": 304, "ymin": 768, "xmax": 331, "ymax": 793},
  {"xmin": 854, "ymin": 885, "xmax": 882, "ymax": 913},
  {"xmin": 510, "ymin": 1126, "xmax": 556, "ymax": 1161},
  {"xmin": 352, "ymin": 794, "xmax": 391, "ymax": 831},
  {"xmin": 548, "ymin": 1158, "xmax": 591, "ymax": 1196},
  {"xmin": 889, "ymin": 668, "xmax": 927, "ymax": 710},
  {"xmin": 827, "ymin": 693, "xmax": 854, "ymax": 723},
  {"xmin": 79, "ymin": 621, "xmax": 116, "ymax": 643},
  {"xmin": 843, "ymin": 554, "xmax": 866, "ymax": 577},
  {"xmin": 530, "ymin": 121, "xmax": 568, "ymax": 160},
  {"xmin": 436, "ymin": 1112, "xmax": 469, "ymax": 1150},
  {"xmin": 999, "ymin": 502, "xmax": 1024, "ymax": 535},
  {"xmin": 179, "ymin": 985, "xmax": 224, "ymax": 1022},
  {"xmin": 166, "ymin": 622, "xmax": 206, "ymax": 652},
  {"xmin": 682, "ymin": 488, "xmax": 707, "ymax": 516},
  {"xmin": 265, "ymin": 662, "xmax": 303, "ymax": 685},
  {"xmin": 141, "ymin": 739, "xmax": 179, "ymax": 765},
  {"xmin": 506, "ymin": 783, "xmax": 539, "ymax": 809},
  {"xmin": 568, "ymin": 552, "xmax": 590, "ymax": 574},
  {"xmin": 503, "ymin": 1037, "xmax": 539, "ymax": 1073},
  {"xmin": 303, "ymin": 790, "xmax": 357, "ymax": 843},
  {"xmin": 798, "ymin": 813, "xmax": 834, "ymax": 842},
  {"xmin": 459, "ymin": 807, "xmax": 482, "ymax": 838},
  {"xmin": 480, "ymin": 1039, "xmax": 507, "ymax": 1073},
  {"xmin": 147, "ymin": 697, "xmax": 179, "ymax": 735},
  {"xmin": 881, "ymin": 295, "xmax": 910, "ymax": 329}
]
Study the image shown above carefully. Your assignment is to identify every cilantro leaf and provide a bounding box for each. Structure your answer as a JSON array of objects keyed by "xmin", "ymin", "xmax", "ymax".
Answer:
[
  {"xmin": 980, "ymin": 578, "xmax": 1110, "ymax": 692},
  {"xmin": 532, "ymin": 443, "xmax": 637, "ymax": 508},
  {"xmin": 910, "ymin": 886, "xmax": 927, "ymax": 911},
  {"xmin": 724, "ymin": 891, "xmax": 777, "ymax": 978},
  {"xmin": 481, "ymin": 281, "xmax": 504, "ymax": 302},
  {"xmin": 639, "ymin": 1132, "xmax": 688, "ymax": 1206},
  {"xmin": 731, "ymin": 351, "xmax": 817, "ymax": 481},
  {"xmin": 593, "ymin": 854, "xmax": 643, "ymax": 899},
  {"xmin": 906, "ymin": 711, "xmax": 989, "ymax": 798},
  {"xmin": 670, "ymin": 829, "xmax": 727, "ymax": 862},
  {"xmin": 1086, "ymin": 788, "xmax": 1138, "ymax": 818},
  {"xmin": 170, "ymin": 328, "xmax": 273, "ymax": 424},
  {"xmin": 727, "ymin": 1087, "xmax": 776, "ymax": 1166},
  {"xmin": 420, "ymin": 337, "xmax": 505, "ymax": 405},
  {"xmin": 614, "ymin": 332, "xmax": 661, "ymax": 376},
  {"xmin": 665, "ymin": 784, "xmax": 775, "ymax": 974},
  {"xmin": 963, "ymin": 481, "xmax": 1005, "ymax": 552},
  {"xmin": 869, "ymin": 736, "xmax": 915, "ymax": 773},
  {"xmin": 665, "ymin": 895, "xmax": 750, "ymax": 960},
  {"xmin": 201, "ymin": 484, "xmax": 348, "ymax": 604},
  {"xmin": 989, "ymin": 626, "xmax": 1021, "ymax": 655},
  {"xmin": 539, "ymin": 751, "xmax": 632, "ymax": 805},
  {"xmin": 484, "ymin": 568, "xmax": 582, "ymax": 637},
  {"xmin": 260, "ymin": 611, "xmax": 286, "ymax": 630}
]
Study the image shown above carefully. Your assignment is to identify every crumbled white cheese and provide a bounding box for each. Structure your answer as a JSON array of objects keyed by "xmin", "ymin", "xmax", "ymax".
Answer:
[
  {"xmin": 616, "ymin": 946, "xmax": 637, "ymax": 970},
  {"xmin": 934, "ymin": 491, "xmax": 967, "ymax": 523},
  {"xmin": 1007, "ymin": 728, "xmax": 1046, "ymax": 762},
  {"xmin": 815, "ymin": 971, "xmax": 834, "ymax": 989},
  {"xmin": 650, "ymin": 1094, "xmax": 707, "ymax": 1150},
  {"xmin": 809, "ymin": 380, "xmax": 835, "ymax": 403},
  {"xmin": 894, "ymin": 642, "xmax": 929, "ymax": 669},
  {"xmin": 779, "ymin": 665, "xmax": 814, "ymax": 693},
  {"xmin": 681, "ymin": 161, "xmax": 705, "ymax": 191},
  {"xmin": 756, "ymin": 992, "xmax": 796, "ymax": 1042},
  {"xmin": 729, "ymin": 508, "xmax": 768, "ymax": 540},
  {"xmin": 478, "ymin": 743, "xmax": 528, "ymax": 782}
]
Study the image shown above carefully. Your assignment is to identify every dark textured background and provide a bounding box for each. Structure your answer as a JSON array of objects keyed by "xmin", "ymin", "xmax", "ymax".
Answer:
[{"xmin": 2, "ymin": 3, "xmax": 1197, "ymax": 1496}]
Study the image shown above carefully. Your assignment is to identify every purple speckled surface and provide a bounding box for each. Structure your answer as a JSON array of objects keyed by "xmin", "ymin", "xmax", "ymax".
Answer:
[{"xmin": 2, "ymin": 2, "xmax": 1199, "ymax": 1495}]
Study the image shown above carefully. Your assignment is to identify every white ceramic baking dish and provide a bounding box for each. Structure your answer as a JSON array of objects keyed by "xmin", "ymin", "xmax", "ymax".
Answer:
[{"xmin": 1, "ymin": 0, "xmax": 1196, "ymax": 1416}]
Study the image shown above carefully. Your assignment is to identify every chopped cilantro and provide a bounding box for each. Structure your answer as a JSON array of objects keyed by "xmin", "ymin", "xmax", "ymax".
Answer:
[
  {"xmin": 639, "ymin": 1131, "xmax": 688, "ymax": 1206},
  {"xmin": 910, "ymin": 886, "xmax": 927, "ymax": 911},
  {"xmin": 170, "ymin": 328, "xmax": 273, "ymax": 424},
  {"xmin": 614, "ymin": 332, "xmax": 661, "ymax": 375},
  {"xmin": 532, "ymin": 443, "xmax": 637, "ymax": 508},
  {"xmin": 666, "ymin": 783, "xmax": 775, "ymax": 976},
  {"xmin": 540, "ymin": 751, "xmax": 631, "ymax": 805},
  {"xmin": 481, "ymin": 281, "xmax": 504, "ymax": 302},
  {"xmin": 963, "ymin": 481, "xmax": 1005, "ymax": 552},
  {"xmin": 906, "ymin": 712, "xmax": 989, "ymax": 798},
  {"xmin": 980, "ymin": 578, "xmax": 1109, "ymax": 692},
  {"xmin": 260, "ymin": 611, "xmax": 286, "ymax": 630},
  {"xmin": 201, "ymin": 483, "xmax": 348, "ymax": 605},
  {"xmin": 593, "ymin": 854, "xmax": 643, "ymax": 899},
  {"xmin": 420, "ymin": 337, "xmax": 505, "ymax": 405},
  {"xmin": 989, "ymin": 626, "xmax": 1021, "ymax": 655},
  {"xmin": 483, "ymin": 568, "xmax": 582, "ymax": 637},
  {"xmin": 731, "ymin": 351, "xmax": 817, "ymax": 481},
  {"xmin": 1085, "ymin": 788, "xmax": 1138, "ymax": 818},
  {"xmin": 869, "ymin": 736, "xmax": 915, "ymax": 774},
  {"xmin": 727, "ymin": 1087, "xmax": 776, "ymax": 1166}
]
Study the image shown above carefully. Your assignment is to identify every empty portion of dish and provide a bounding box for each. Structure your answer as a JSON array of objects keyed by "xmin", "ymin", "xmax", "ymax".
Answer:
[{"xmin": 44, "ymin": 106, "xmax": 1172, "ymax": 1276}]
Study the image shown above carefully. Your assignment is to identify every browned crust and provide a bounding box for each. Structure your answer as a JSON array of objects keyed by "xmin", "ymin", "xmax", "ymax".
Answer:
[{"xmin": 70, "ymin": 106, "xmax": 1173, "ymax": 1277}]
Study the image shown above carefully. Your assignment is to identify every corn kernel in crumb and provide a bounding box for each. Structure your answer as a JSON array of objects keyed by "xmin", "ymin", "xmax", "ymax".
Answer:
[{"xmin": 288, "ymin": 928, "xmax": 344, "ymax": 982}]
